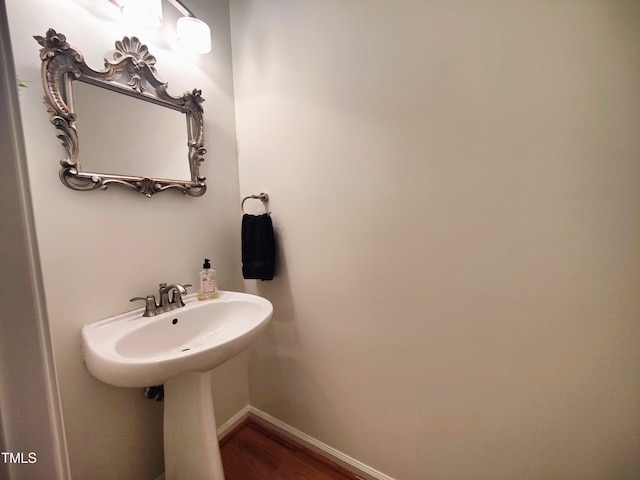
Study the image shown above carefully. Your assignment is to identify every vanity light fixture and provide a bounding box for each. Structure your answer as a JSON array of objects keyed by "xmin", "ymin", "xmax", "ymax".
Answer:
[
  {"xmin": 108, "ymin": 0, "xmax": 212, "ymax": 54},
  {"xmin": 176, "ymin": 16, "xmax": 211, "ymax": 54}
]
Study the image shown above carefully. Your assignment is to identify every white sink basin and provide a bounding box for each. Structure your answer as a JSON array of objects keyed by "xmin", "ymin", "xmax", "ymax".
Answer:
[
  {"xmin": 81, "ymin": 290, "xmax": 273, "ymax": 387},
  {"xmin": 81, "ymin": 290, "xmax": 273, "ymax": 479}
]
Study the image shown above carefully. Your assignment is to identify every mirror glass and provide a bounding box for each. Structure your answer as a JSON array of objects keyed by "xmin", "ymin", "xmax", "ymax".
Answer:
[{"xmin": 73, "ymin": 82, "xmax": 191, "ymax": 180}]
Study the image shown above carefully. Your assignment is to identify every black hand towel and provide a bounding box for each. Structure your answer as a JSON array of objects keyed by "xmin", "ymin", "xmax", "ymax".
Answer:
[{"xmin": 242, "ymin": 213, "xmax": 276, "ymax": 280}]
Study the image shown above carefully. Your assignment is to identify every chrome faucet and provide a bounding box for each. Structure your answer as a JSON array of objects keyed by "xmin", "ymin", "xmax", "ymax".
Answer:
[{"xmin": 130, "ymin": 283, "xmax": 191, "ymax": 317}]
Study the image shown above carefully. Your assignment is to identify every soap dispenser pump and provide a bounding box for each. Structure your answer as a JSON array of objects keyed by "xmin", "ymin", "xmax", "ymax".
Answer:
[{"xmin": 198, "ymin": 258, "xmax": 218, "ymax": 300}]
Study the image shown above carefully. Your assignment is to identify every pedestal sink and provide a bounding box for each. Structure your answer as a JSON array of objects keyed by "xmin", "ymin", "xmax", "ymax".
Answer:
[{"xmin": 81, "ymin": 291, "xmax": 273, "ymax": 480}]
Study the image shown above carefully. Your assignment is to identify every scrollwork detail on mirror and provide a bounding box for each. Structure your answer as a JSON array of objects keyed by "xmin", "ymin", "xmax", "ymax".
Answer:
[{"xmin": 34, "ymin": 28, "xmax": 206, "ymax": 197}]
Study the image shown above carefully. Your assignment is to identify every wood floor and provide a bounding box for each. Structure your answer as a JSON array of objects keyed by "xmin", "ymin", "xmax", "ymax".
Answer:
[{"xmin": 220, "ymin": 418, "xmax": 364, "ymax": 480}]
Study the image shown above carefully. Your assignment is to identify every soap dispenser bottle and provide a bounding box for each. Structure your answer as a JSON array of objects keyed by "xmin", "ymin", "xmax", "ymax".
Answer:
[{"xmin": 198, "ymin": 258, "xmax": 218, "ymax": 300}]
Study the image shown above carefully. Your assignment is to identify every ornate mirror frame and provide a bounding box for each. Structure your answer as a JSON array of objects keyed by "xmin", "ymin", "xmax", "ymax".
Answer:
[{"xmin": 35, "ymin": 28, "xmax": 206, "ymax": 197}]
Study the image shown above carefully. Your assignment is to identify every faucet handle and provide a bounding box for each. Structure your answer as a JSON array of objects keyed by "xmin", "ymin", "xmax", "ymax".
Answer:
[{"xmin": 130, "ymin": 295, "xmax": 158, "ymax": 317}]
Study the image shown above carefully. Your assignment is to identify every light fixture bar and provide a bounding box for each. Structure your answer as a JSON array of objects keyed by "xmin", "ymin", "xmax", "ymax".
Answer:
[{"xmin": 166, "ymin": 0, "xmax": 194, "ymax": 18}]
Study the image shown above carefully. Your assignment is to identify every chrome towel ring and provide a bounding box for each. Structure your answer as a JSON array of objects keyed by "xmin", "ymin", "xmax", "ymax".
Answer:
[{"xmin": 241, "ymin": 192, "xmax": 270, "ymax": 214}]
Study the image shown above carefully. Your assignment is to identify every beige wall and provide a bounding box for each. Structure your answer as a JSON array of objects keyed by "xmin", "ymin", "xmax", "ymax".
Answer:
[
  {"xmin": 231, "ymin": 1, "xmax": 640, "ymax": 479},
  {"xmin": 6, "ymin": 0, "xmax": 243, "ymax": 479}
]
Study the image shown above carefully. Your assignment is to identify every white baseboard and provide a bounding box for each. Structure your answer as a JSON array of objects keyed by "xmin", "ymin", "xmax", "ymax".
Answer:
[
  {"xmin": 155, "ymin": 405, "xmax": 394, "ymax": 480},
  {"xmin": 216, "ymin": 404, "xmax": 252, "ymax": 439},
  {"xmin": 246, "ymin": 407, "xmax": 395, "ymax": 480}
]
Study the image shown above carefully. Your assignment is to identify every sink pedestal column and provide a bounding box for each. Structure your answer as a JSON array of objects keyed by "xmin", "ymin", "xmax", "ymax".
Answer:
[{"xmin": 163, "ymin": 371, "xmax": 224, "ymax": 480}]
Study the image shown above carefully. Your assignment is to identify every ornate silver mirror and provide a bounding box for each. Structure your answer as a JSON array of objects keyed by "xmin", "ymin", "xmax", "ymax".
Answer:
[{"xmin": 35, "ymin": 29, "xmax": 206, "ymax": 197}]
